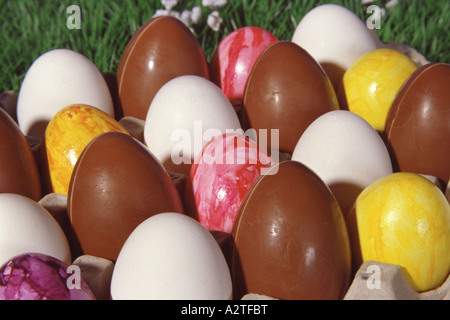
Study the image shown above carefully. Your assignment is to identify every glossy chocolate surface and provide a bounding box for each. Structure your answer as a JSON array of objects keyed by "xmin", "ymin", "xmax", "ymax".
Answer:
[
  {"xmin": 68, "ymin": 132, "xmax": 184, "ymax": 261},
  {"xmin": 117, "ymin": 16, "xmax": 209, "ymax": 120},
  {"xmin": 385, "ymin": 63, "xmax": 450, "ymax": 185},
  {"xmin": 242, "ymin": 41, "xmax": 339, "ymax": 154},
  {"xmin": 231, "ymin": 161, "xmax": 351, "ymax": 300},
  {"xmin": 0, "ymin": 108, "xmax": 41, "ymax": 201}
]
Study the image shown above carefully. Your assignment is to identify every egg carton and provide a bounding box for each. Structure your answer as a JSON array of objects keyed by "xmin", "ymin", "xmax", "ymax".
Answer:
[{"xmin": 38, "ymin": 191, "xmax": 449, "ymax": 301}]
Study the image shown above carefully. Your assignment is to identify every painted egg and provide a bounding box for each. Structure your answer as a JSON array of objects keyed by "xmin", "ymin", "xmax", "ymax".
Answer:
[
  {"xmin": 0, "ymin": 108, "xmax": 41, "ymax": 201},
  {"xmin": 17, "ymin": 49, "xmax": 114, "ymax": 139},
  {"xmin": 292, "ymin": 110, "xmax": 393, "ymax": 215},
  {"xmin": 43, "ymin": 104, "xmax": 129, "ymax": 196},
  {"xmin": 68, "ymin": 132, "xmax": 184, "ymax": 262},
  {"xmin": 0, "ymin": 253, "xmax": 95, "ymax": 300},
  {"xmin": 231, "ymin": 161, "xmax": 351, "ymax": 300},
  {"xmin": 339, "ymin": 48, "xmax": 418, "ymax": 132},
  {"xmin": 144, "ymin": 75, "xmax": 242, "ymax": 176},
  {"xmin": 243, "ymin": 41, "xmax": 339, "ymax": 155},
  {"xmin": 185, "ymin": 133, "xmax": 274, "ymax": 234},
  {"xmin": 210, "ymin": 26, "xmax": 278, "ymax": 104},
  {"xmin": 346, "ymin": 172, "xmax": 450, "ymax": 292},
  {"xmin": 117, "ymin": 16, "xmax": 209, "ymax": 120},
  {"xmin": 0, "ymin": 193, "xmax": 71, "ymax": 267},
  {"xmin": 111, "ymin": 212, "xmax": 232, "ymax": 300},
  {"xmin": 384, "ymin": 63, "xmax": 450, "ymax": 185},
  {"xmin": 292, "ymin": 3, "xmax": 378, "ymax": 90}
]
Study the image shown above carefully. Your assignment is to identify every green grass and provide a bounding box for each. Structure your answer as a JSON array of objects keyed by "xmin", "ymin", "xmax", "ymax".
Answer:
[{"xmin": 1, "ymin": 0, "xmax": 449, "ymax": 93}]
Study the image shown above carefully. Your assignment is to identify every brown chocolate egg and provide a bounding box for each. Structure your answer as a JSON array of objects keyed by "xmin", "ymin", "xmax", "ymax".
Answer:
[
  {"xmin": 231, "ymin": 161, "xmax": 351, "ymax": 300},
  {"xmin": 117, "ymin": 16, "xmax": 209, "ymax": 120},
  {"xmin": 68, "ymin": 132, "xmax": 184, "ymax": 261},
  {"xmin": 384, "ymin": 63, "xmax": 450, "ymax": 185},
  {"xmin": 242, "ymin": 41, "xmax": 339, "ymax": 155},
  {"xmin": 0, "ymin": 108, "xmax": 41, "ymax": 201}
]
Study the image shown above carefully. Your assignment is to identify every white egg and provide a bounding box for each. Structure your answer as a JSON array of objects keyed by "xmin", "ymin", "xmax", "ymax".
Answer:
[
  {"xmin": 292, "ymin": 110, "xmax": 393, "ymax": 214},
  {"xmin": 110, "ymin": 212, "xmax": 232, "ymax": 300},
  {"xmin": 0, "ymin": 193, "xmax": 71, "ymax": 267},
  {"xmin": 144, "ymin": 75, "xmax": 242, "ymax": 176},
  {"xmin": 291, "ymin": 4, "xmax": 378, "ymax": 89},
  {"xmin": 17, "ymin": 49, "xmax": 114, "ymax": 138}
]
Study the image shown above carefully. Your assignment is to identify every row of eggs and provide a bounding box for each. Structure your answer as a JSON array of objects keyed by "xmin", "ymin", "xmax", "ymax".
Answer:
[{"xmin": 0, "ymin": 3, "xmax": 449, "ymax": 299}]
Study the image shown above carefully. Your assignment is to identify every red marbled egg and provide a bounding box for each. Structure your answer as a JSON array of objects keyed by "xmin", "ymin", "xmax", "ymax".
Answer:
[
  {"xmin": 185, "ymin": 133, "xmax": 274, "ymax": 234},
  {"xmin": 210, "ymin": 26, "xmax": 278, "ymax": 104}
]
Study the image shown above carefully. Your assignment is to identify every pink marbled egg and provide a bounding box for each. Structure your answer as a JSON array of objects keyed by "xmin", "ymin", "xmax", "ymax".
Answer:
[
  {"xmin": 210, "ymin": 26, "xmax": 278, "ymax": 103},
  {"xmin": 186, "ymin": 133, "xmax": 274, "ymax": 234}
]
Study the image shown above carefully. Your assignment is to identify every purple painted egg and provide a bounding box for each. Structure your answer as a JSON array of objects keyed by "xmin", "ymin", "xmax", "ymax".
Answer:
[
  {"xmin": 0, "ymin": 253, "xmax": 95, "ymax": 300},
  {"xmin": 210, "ymin": 26, "xmax": 278, "ymax": 104}
]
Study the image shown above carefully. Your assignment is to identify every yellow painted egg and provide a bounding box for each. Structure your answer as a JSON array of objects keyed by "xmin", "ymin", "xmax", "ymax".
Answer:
[
  {"xmin": 347, "ymin": 172, "xmax": 450, "ymax": 292},
  {"xmin": 339, "ymin": 49, "xmax": 418, "ymax": 132},
  {"xmin": 44, "ymin": 104, "xmax": 129, "ymax": 195}
]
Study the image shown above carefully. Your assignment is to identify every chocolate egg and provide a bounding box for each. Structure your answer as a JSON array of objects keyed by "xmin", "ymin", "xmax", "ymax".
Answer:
[
  {"xmin": 384, "ymin": 63, "xmax": 450, "ymax": 185},
  {"xmin": 0, "ymin": 108, "xmax": 41, "ymax": 201},
  {"xmin": 231, "ymin": 161, "xmax": 351, "ymax": 300},
  {"xmin": 243, "ymin": 41, "xmax": 339, "ymax": 155},
  {"xmin": 68, "ymin": 132, "xmax": 184, "ymax": 261},
  {"xmin": 117, "ymin": 16, "xmax": 209, "ymax": 120}
]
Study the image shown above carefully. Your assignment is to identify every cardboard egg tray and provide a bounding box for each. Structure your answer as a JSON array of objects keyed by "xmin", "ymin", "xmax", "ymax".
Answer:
[
  {"xmin": 2, "ymin": 39, "xmax": 448, "ymax": 300},
  {"xmin": 38, "ymin": 191, "xmax": 450, "ymax": 301},
  {"xmin": 35, "ymin": 115, "xmax": 449, "ymax": 300}
]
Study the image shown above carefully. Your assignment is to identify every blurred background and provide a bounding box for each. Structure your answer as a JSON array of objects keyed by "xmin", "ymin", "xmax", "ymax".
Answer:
[{"xmin": 1, "ymin": 0, "xmax": 449, "ymax": 92}]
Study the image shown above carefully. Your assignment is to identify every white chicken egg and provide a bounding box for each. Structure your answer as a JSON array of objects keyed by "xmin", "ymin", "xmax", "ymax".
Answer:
[
  {"xmin": 17, "ymin": 49, "xmax": 114, "ymax": 138},
  {"xmin": 291, "ymin": 110, "xmax": 393, "ymax": 214},
  {"xmin": 110, "ymin": 212, "xmax": 232, "ymax": 300},
  {"xmin": 144, "ymin": 75, "xmax": 242, "ymax": 176},
  {"xmin": 0, "ymin": 193, "xmax": 71, "ymax": 267},
  {"xmin": 291, "ymin": 4, "xmax": 378, "ymax": 90}
]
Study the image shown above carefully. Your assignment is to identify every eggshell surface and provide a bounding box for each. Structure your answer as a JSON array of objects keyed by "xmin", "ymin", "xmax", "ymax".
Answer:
[
  {"xmin": 340, "ymin": 48, "xmax": 418, "ymax": 132},
  {"xmin": 0, "ymin": 194, "xmax": 71, "ymax": 267},
  {"xmin": 44, "ymin": 104, "xmax": 129, "ymax": 195},
  {"xmin": 243, "ymin": 41, "xmax": 339, "ymax": 155},
  {"xmin": 346, "ymin": 173, "xmax": 450, "ymax": 292},
  {"xmin": 231, "ymin": 161, "xmax": 351, "ymax": 300},
  {"xmin": 384, "ymin": 63, "xmax": 450, "ymax": 185},
  {"xmin": 111, "ymin": 212, "xmax": 232, "ymax": 300},
  {"xmin": 292, "ymin": 110, "xmax": 393, "ymax": 214},
  {"xmin": 117, "ymin": 16, "xmax": 209, "ymax": 120},
  {"xmin": 17, "ymin": 49, "xmax": 114, "ymax": 138},
  {"xmin": 292, "ymin": 4, "xmax": 378, "ymax": 90},
  {"xmin": 186, "ymin": 133, "xmax": 274, "ymax": 234},
  {"xmin": 144, "ymin": 75, "xmax": 242, "ymax": 176},
  {"xmin": 0, "ymin": 253, "xmax": 95, "ymax": 300},
  {"xmin": 210, "ymin": 26, "xmax": 278, "ymax": 103},
  {"xmin": 0, "ymin": 108, "xmax": 41, "ymax": 201},
  {"xmin": 68, "ymin": 132, "xmax": 184, "ymax": 262}
]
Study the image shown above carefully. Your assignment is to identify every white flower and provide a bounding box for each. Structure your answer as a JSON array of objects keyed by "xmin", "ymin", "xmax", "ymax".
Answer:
[
  {"xmin": 161, "ymin": 0, "xmax": 177, "ymax": 11},
  {"xmin": 385, "ymin": 0, "xmax": 399, "ymax": 9},
  {"xmin": 361, "ymin": 0, "xmax": 376, "ymax": 4},
  {"xmin": 207, "ymin": 11, "xmax": 223, "ymax": 32},
  {"xmin": 180, "ymin": 10, "xmax": 192, "ymax": 26},
  {"xmin": 191, "ymin": 6, "xmax": 202, "ymax": 24},
  {"xmin": 202, "ymin": 0, "xmax": 227, "ymax": 10},
  {"xmin": 153, "ymin": 9, "xmax": 169, "ymax": 17}
]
